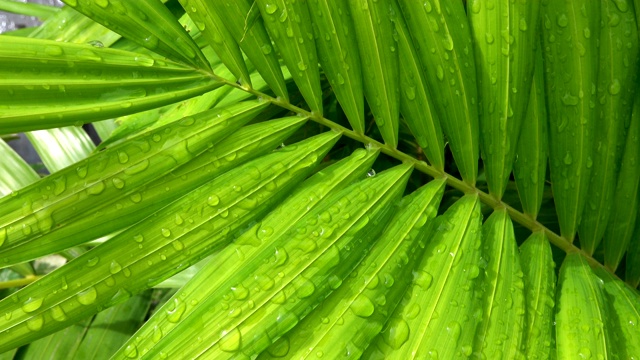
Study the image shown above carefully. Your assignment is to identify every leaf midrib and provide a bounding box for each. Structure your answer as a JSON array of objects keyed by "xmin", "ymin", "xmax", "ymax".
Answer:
[{"xmin": 220, "ymin": 74, "xmax": 618, "ymax": 281}]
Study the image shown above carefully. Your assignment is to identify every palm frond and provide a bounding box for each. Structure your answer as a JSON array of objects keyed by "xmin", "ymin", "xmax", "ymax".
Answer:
[{"xmin": 1, "ymin": 0, "xmax": 639, "ymax": 358}]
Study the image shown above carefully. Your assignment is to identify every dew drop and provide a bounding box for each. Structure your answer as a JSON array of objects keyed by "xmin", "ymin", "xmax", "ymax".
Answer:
[
  {"xmin": 22, "ymin": 297, "xmax": 44, "ymax": 313},
  {"xmin": 557, "ymin": 14, "xmax": 569, "ymax": 27},
  {"xmin": 166, "ymin": 299, "xmax": 186, "ymax": 323},
  {"xmin": 609, "ymin": 79, "xmax": 621, "ymax": 95},
  {"xmin": 564, "ymin": 152, "xmax": 573, "ymax": 165},
  {"xmin": 117, "ymin": 151, "xmax": 129, "ymax": 164},
  {"xmin": 383, "ymin": 318, "xmax": 410, "ymax": 349},
  {"xmin": 130, "ymin": 193, "xmax": 142, "ymax": 203},
  {"xmin": 208, "ymin": 195, "xmax": 220, "ymax": 206},
  {"xmin": 50, "ymin": 305, "xmax": 67, "ymax": 321},
  {"xmin": 77, "ymin": 287, "xmax": 98, "ymax": 305},
  {"xmin": 219, "ymin": 328, "xmax": 242, "ymax": 352},
  {"xmin": 351, "ymin": 294, "xmax": 375, "ymax": 317},
  {"xmin": 265, "ymin": 3, "xmax": 278, "ymax": 14},
  {"xmin": 26, "ymin": 315, "xmax": 44, "ymax": 331},
  {"xmin": 110, "ymin": 260, "xmax": 122, "ymax": 274},
  {"xmin": 124, "ymin": 345, "xmax": 138, "ymax": 359},
  {"xmin": 112, "ymin": 177, "xmax": 125, "ymax": 189},
  {"xmin": 87, "ymin": 181, "xmax": 105, "ymax": 195}
]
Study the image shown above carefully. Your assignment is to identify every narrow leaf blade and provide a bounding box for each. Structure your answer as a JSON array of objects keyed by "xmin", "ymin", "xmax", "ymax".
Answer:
[
  {"xmin": 61, "ymin": 0, "xmax": 210, "ymax": 71},
  {"xmin": 0, "ymin": 37, "xmax": 221, "ymax": 133},
  {"xmin": 556, "ymin": 253, "xmax": 613, "ymax": 359},
  {"xmin": 256, "ymin": 0, "xmax": 323, "ymax": 114},
  {"xmin": 540, "ymin": 0, "xmax": 600, "ymax": 241},
  {"xmin": 267, "ymin": 179, "xmax": 446, "ymax": 359},
  {"xmin": 520, "ymin": 232, "xmax": 556, "ymax": 360},
  {"xmin": 348, "ymin": 0, "xmax": 399, "ymax": 147},
  {"xmin": 514, "ymin": 47, "xmax": 548, "ymax": 219},
  {"xmin": 397, "ymin": 0, "xmax": 479, "ymax": 184},
  {"xmin": 365, "ymin": 194, "xmax": 484, "ymax": 358},
  {"xmin": 307, "ymin": 0, "xmax": 365, "ymax": 132},
  {"xmin": 112, "ymin": 146, "xmax": 381, "ymax": 358}
]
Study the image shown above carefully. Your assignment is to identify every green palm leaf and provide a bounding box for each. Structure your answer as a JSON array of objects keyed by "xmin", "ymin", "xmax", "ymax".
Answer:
[
  {"xmin": 0, "ymin": 37, "xmax": 221, "ymax": 133},
  {"xmin": 1, "ymin": 0, "xmax": 640, "ymax": 358}
]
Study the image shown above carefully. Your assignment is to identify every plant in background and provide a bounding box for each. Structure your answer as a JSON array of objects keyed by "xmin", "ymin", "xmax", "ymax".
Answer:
[{"xmin": 0, "ymin": 0, "xmax": 638, "ymax": 359}]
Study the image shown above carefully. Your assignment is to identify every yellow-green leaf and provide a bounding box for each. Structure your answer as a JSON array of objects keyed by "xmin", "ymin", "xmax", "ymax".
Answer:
[
  {"xmin": 540, "ymin": 0, "xmax": 600, "ymax": 241},
  {"xmin": 365, "ymin": 194, "xmax": 484, "ymax": 359},
  {"xmin": 61, "ymin": 0, "xmax": 210, "ymax": 71},
  {"xmin": 474, "ymin": 210, "xmax": 525, "ymax": 358},
  {"xmin": 0, "ymin": 37, "xmax": 221, "ymax": 133},
  {"xmin": 556, "ymin": 253, "xmax": 613, "ymax": 359},
  {"xmin": 469, "ymin": 0, "xmax": 540, "ymax": 199},
  {"xmin": 348, "ymin": 0, "xmax": 399, "ymax": 147},
  {"xmin": 266, "ymin": 179, "xmax": 445, "ymax": 359},
  {"xmin": 307, "ymin": 0, "xmax": 364, "ymax": 133}
]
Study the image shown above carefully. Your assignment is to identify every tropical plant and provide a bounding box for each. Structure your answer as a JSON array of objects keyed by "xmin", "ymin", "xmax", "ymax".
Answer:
[{"xmin": 0, "ymin": 0, "xmax": 639, "ymax": 358}]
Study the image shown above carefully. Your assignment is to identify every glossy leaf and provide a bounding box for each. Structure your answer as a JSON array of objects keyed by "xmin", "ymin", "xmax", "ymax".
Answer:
[
  {"xmin": 579, "ymin": 0, "xmax": 639, "ymax": 253},
  {"xmin": 556, "ymin": 253, "xmax": 613, "ymax": 359},
  {"xmin": 118, "ymin": 163, "xmax": 413, "ymax": 359},
  {"xmin": 257, "ymin": 0, "xmax": 323, "ymax": 114},
  {"xmin": 626, "ymin": 220, "xmax": 640, "ymax": 288},
  {"xmin": 307, "ymin": 0, "xmax": 364, "ymax": 133},
  {"xmin": 520, "ymin": 232, "xmax": 556, "ymax": 360},
  {"xmin": 2, "ymin": 115, "xmax": 303, "ymax": 266},
  {"xmin": 348, "ymin": 0, "xmax": 399, "ymax": 147},
  {"xmin": 21, "ymin": 318, "xmax": 92, "ymax": 360},
  {"xmin": 474, "ymin": 210, "xmax": 525, "ymax": 358},
  {"xmin": 605, "ymin": 90, "xmax": 640, "ymax": 270},
  {"xmin": 0, "ymin": 0, "xmax": 59, "ymax": 19},
  {"xmin": 209, "ymin": 0, "xmax": 289, "ymax": 100},
  {"xmin": 0, "ymin": 131, "xmax": 340, "ymax": 352},
  {"xmin": 469, "ymin": 0, "xmax": 540, "ymax": 199},
  {"xmin": 540, "ymin": 0, "xmax": 600, "ymax": 241},
  {"xmin": 397, "ymin": 0, "xmax": 479, "ymax": 184},
  {"xmin": 392, "ymin": 0, "xmax": 444, "ymax": 171},
  {"xmin": 593, "ymin": 268, "xmax": 640, "ymax": 359},
  {"xmin": 72, "ymin": 292, "xmax": 152, "ymax": 359},
  {"xmin": 267, "ymin": 179, "xmax": 445, "ymax": 359},
  {"xmin": 26, "ymin": 127, "xmax": 95, "ymax": 173},
  {"xmin": 115, "ymin": 146, "xmax": 382, "ymax": 358},
  {"xmin": 0, "ymin": 101, "xmax": 268, "ymax": 266},
  {"xmin": 61, "ymin": 0, "xmax": 210, "ymax": 71},
  {"xmin": 92, "ymin": 119, "xmax": 117, "ymax": 141},
  {"xmin": 0, "ymin": 139, "xmax": 40, "ymax": 196},
  {"xmin": 29, "ymin": 5, "xmax": 120, "ymax": 47},
  {"xmin": 178, "ymin": 0, "xmax": 251, "ymax": 86},
  {"xmin": 0, "ymin": 36, "xmax": 222, "ymax": 133},
  {"xmin": 365, "ymin": 195, "xmax": 484, "ymax": 359},
  {"xmin": 514, "ymin": 48, "xmax": 548, "ymax": 219}
]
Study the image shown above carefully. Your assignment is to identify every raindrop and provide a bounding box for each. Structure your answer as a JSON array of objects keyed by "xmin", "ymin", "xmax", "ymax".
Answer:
[
  {"xmin": 265, "ymin": 3, "xmax": 278, "ymax": 14},
  {"xmin": 110, "ymin": 260, "xmax": 122, "ymax": 274},
  {"xmin": 77, "ymin": 287, "xmax": 98, "ymax": 305},
  {"xmin": 124, "ymin": 345, "xmax": 138, "ymax": 359},
  {"xmin": 219, "ymin": 328, "xmax": 242, "ymax": 352},
  {"xmin": 166, "ymin": 299, "xmax": 186, "ymax": 323},
  {"xmin": 609, "ymin": 79, "xmax": 621, "ymax": 95},
  {"xmin": 21, "ymin": 297, "xmax": 44, "ymax": 313},
  {"xmin": 351, "ymin": 294, "xmax": 375, "ymax": 317},
  {"xmin": 208, "ymin": 195, "xmax": 220, "ymax": 206},
  {"xmin": 50, "ymin": 305, "xmax": 66, "ymax": 321},
  {"xmin": 383, "ymin": 318, "xmax": 410, "ymax": 349},
  {"xmin": 564, "ymin": 152, "xmax": 573, "ymax": 165},
  {"xmin": 88, "ymin": 40, "xmax": 104, "ymax": 48},
  {"xmin": 557, "ymin": 14, "xmax": 569, "ymax": 27}
]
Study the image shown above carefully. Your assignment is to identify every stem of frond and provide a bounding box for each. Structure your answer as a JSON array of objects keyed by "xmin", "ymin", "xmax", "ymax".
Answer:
[{"xmin": 208, "ymin": 73, "xmax": 612, "ymax": 276}]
